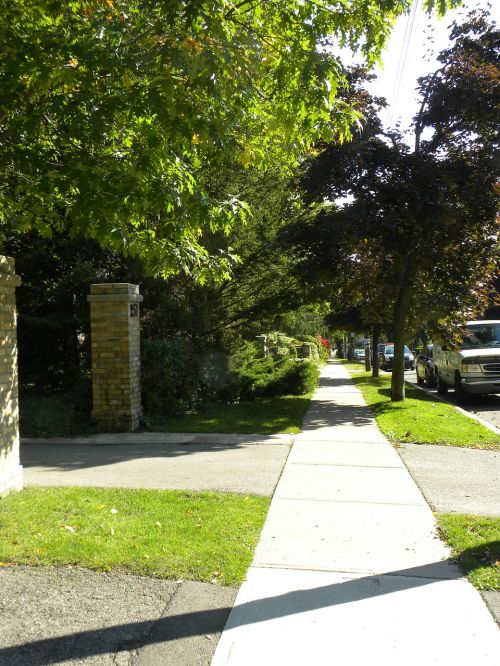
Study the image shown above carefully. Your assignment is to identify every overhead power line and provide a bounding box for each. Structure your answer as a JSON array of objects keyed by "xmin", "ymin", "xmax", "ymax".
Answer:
[{"xmin": 387, "ymin": 0, "xmax": 420, "ymax": 128}]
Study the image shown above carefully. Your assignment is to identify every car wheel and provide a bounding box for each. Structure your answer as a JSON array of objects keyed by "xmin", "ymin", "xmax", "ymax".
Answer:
[
  {"xmin": 425, "ymin": 370, "xmax": 435, "ymax": 388},
  {"xmin": 454, "ymin": 373, "xmax": 468, "ymax": 404},
  {"xmin": 417, "ymin": 373, "xmax": 424, "ymax": 386},
  {"xmin": 436, "ymin": 372, "xmax": 448, "ymax": 394}
]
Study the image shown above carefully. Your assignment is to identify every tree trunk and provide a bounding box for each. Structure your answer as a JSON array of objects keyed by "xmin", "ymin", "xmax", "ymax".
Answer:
[
  {"xmin": 364, "ymin": 342, "xmax": 371, "ymax": 371},
  {"xmin": 347, "ymin": 333, "xmax": 355, "ymax": 361},
  {"xmin": 391, "ymin": 283, "xmax": 412, "ymax": 401},
  {"xmin": 372, "ymin": 325, "xmax": 380, "ymax": 378}
]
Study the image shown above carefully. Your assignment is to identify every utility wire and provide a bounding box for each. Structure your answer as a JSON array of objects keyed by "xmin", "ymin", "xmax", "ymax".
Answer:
[{"xmin": 387, "ymin": 0, "xmax": 420, "ymax": 128}]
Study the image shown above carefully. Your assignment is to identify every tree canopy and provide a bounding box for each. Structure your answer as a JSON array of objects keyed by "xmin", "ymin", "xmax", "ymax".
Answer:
[
  {"xmin": 289, "ymin": 10, "xmax": 499, "ymax": 400},
  {"xmin": 0, "ymin": 0, "xmax": 461, "ymax": 278}
]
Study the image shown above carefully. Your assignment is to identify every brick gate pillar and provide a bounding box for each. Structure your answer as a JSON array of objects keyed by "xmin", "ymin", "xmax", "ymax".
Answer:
[
  {"xmin": 87, "ymin": 284, "xmax": 143, "ymax": 431},
  {"xmin": 0, "ymin": 256, "xmax": 23, "ymax": 494}
]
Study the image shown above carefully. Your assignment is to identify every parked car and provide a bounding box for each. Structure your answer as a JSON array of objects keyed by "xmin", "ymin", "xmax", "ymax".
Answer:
[
  {"xmin": 416, "ymin": 344, "xmax": 435, "ymax": 387},
  {"xmin": 378, "ymin": 343, "xmax": 415, "ymax": 371},
  {"xmin": 434, "ymin": 320, "xmax": 500, "ymax": 402},
  {"xmin": 353, "ymin": 348, "xmax": 365, "ymax": 361}
]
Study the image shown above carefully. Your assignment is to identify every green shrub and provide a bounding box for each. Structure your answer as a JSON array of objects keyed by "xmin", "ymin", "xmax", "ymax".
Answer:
[
  {"xmin": 296, "ymin": 334, "xmax": 330, "ymax": 363},
  {"xmin": 141, "ymin": 338, "xmax": 210, "ymax": 417},
  {"xmin": 318, "ymin": 342, "xmax": 330, "ymax": 363},
  {"xmin": 228, "ymin": 341, "xmax": 319, "ymax": 400},
  {"xmin": 266, "ymin": 332, "xmax": 300, "ymax": 359},
  {"xmin": 282, "ymin": 360, "xmax": 320, "ymax": 394}
]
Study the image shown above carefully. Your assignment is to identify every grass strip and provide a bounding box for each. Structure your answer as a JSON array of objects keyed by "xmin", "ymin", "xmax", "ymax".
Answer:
[
  {"xmin": 437, "ymin": 514, "xmax": 500, "ymax": 590},
  {"xmin": 343, "ymin": 364, "xmax": 499, "ymax": 450},
  {"xmin": 0, "ymin": 487, "xmax": 270, "ymax": 585},
  {"xmin": 148, "ymin": 393, "xmax": 313, "ymax": 435}
]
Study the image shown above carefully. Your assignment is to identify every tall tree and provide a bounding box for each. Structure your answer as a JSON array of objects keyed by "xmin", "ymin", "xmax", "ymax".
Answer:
[
  {"xmin": 0, "ymin": 0, "xmax": 461, "ymax": 278},
  {"xmin": 290, "ymin": 11, "xmax": 499, "ymax": 400}
]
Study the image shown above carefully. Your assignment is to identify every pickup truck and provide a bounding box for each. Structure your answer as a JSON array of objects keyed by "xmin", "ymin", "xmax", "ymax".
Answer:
[{"xmin": 434, "ymin": 320, "xmax": 500, "ymax": 402}]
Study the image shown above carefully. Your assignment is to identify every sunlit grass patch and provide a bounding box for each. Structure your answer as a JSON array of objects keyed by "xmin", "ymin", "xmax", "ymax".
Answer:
[
  {"xmin": 344, "ymin": 368, "xmax": 499, "ymax": 449},
  {"xmin": 0, "ymin": 487, "xmax": 270, "ymax": 585}
]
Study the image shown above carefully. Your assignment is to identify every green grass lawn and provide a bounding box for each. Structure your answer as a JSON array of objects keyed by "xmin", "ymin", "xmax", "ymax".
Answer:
[
  {"xmin": 437, "ymin": 514, "xmax": 500, "ymax": 590},
  {"xmin": 343, "ymin": 365, "xmax": 499, "ymax": 450},
  {"xmin": 0, "ymin": 487, "xmax": 270, "ymax": 585},
  {"xmin": 148, "ymin": 393, "xmax": 313, "ymax": 435}
]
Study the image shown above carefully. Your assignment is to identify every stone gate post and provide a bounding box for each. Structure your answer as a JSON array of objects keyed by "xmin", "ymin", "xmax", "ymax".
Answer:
[
  {"xmin": 255, "ymin": 335, "xmax": 268, "ymax": 357},
  {"xmin": 87, "ymin": 284, "xmax": 143, "ymax": 431},
  {"xmin": 0, "ymin": 256, "xmax": 23, "ymax": 494}
]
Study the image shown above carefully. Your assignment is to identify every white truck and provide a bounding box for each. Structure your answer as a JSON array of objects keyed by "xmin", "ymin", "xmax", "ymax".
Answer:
[{"xmin": 434, "ymin": 320, "xmax": 500, "ymax": 402}]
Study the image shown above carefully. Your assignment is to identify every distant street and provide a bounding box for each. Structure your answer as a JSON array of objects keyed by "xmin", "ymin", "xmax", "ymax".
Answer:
[{"xmin": 403, "ymin": 370, "xmax": 500, "ymax": 430}]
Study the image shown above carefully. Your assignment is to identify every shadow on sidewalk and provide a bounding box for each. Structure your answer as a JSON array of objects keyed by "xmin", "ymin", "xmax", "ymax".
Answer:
[
  {"xmin": 301, "ymin": 402, "xmax": 376, "ymax": 429},
  {"xmin": 2, "ymin": 546, "xmax": 497, "ymax": 665},
  {"xmin": 20, "ymin": 441, "xmax": 252, "ymax": 472},
  {"xmin": 316, "ymin": 376, "xmax": 361, "ymax": 389}
]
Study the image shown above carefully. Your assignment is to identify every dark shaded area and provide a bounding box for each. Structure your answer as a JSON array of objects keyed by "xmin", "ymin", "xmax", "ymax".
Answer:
[{"xmin": 20, "ymin": 441, "xmax": 251, "ymax": 472}]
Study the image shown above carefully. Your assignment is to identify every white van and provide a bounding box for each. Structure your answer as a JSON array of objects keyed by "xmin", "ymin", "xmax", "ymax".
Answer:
[{"xmin": 434, "ymin": 320, "xmax": 500, "ymax": 402}]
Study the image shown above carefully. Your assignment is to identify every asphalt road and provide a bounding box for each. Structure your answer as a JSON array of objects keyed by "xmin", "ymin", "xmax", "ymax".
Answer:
[
  {"xmin": 0, "ymin": 567, "xmax": 238, "ymax": 666},
  {"xmin": 402, "ymin": 369, "xmax": 500, "ymax": 430}
]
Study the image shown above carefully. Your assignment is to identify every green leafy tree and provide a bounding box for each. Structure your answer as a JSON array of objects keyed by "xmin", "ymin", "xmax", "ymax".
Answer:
[
  {"xmin": 0, "ymin": 0, "xmax": 460, "ymax": 278},
  {"xmin": 290, "ymin": 11, "xmax": 499, "ymax": 400}
]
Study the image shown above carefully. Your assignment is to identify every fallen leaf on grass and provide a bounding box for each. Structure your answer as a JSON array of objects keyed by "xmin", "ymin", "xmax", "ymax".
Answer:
[
  {"xmin": 63, "ymin": 525, "xmax": 76, "ymax": 533},
  {"xmin": 110, "ymin": 508, "xmax": 118, "ymax": 514}
]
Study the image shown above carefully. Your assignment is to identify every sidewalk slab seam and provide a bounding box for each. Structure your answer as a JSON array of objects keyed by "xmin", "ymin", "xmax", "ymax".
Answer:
[
  {"xmin": 273, "ymin": 496, "xmax": 427, "ymax": 506},
  {"xmin": 248, "ymin": 563, "xmax": 466, "ymax": 581},
  {"xmin": 289, "ymin": 462, "xmax": 404, "ymax": 469}
]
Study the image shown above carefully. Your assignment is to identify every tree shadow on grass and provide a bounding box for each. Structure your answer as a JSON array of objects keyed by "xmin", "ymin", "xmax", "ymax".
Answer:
[
  {"xmin": 126, "ymin": 394, "xmax": 312, "ymax": 437},
  {"xmin": 455, "ymin": 540, "xmax": 500, "ymax": 578},
  {"xmin": 351, "ymin": 381, "xmax": 441, "ymax": 419}
]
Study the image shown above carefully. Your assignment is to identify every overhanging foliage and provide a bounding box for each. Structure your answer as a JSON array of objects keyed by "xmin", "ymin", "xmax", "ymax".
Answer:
[{"xmin": 0, "ymin": 0, "xmax": 461, "ymax": 278}]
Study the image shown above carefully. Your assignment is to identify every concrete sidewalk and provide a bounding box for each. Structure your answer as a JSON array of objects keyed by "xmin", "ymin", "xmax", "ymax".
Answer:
[
  {"xmin": 211, "ymin": 361, "xmax": 500, "ymax": 665},
  {"xmin": 21, "ymin": 433, "xmax": 292, "ymax": 497},
  {"xmin": 398, "ymin": 442, "xmax": 500, "ymax": 516}
]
